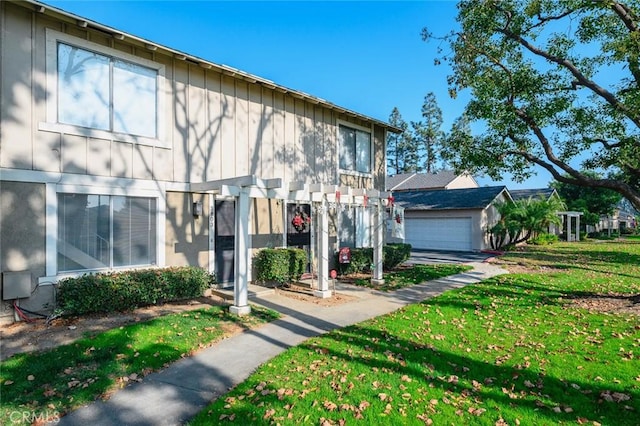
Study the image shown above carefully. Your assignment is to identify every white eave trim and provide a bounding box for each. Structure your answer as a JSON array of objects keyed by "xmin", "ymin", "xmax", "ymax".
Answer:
[{"xmin": 19, "ymin": 0, "xmax": 401, "ymax": 133}]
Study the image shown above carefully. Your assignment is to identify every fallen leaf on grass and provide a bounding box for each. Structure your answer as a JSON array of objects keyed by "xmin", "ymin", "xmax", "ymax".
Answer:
[
  {"xmin": 600, "ymin": 390, "xmax": 631, "ymax": 402},
  {"xmin": 263, "ymin": 409, "xmax": 275, "ymax": 420},
  {"xmin": 324, "ymin": 401, "xmax": 338, "ymax": 411},
  {"xmin": 43, "ymin": 388, "xmax": 57, "ymax": 397},
  {"xmin": 468, "ymin": 407, "xmax": 486, "ymax": 416},
  {"xmin": 417, "ymin": 413, "xmax": 433, "ymax": 424}
]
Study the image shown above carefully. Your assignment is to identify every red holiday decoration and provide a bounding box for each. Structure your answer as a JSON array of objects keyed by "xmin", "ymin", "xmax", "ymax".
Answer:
[{"xmin": 291, "ymin": 210, "xmax": 310, "ymax": 232}]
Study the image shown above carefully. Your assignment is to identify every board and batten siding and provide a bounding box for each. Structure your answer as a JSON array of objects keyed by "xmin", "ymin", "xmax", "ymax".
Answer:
[{"xmin": 0, "ymin": 1, "xmax": 385, "ymax": 188}]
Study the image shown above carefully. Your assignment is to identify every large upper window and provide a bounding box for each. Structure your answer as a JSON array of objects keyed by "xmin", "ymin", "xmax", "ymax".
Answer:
[
  {"xmin": 339, "ymin": 124, "xmax": 371, "ymax": 174},
  {"xmin": 57, "ymin": 42, "xmax": 158, "ymax": 138},
  {"xmin": 57, "ymin": 194, "xmax": 157, "ymax": 272}
]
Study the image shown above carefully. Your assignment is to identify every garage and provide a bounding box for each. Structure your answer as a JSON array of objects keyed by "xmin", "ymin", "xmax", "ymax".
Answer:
[{"xmin": 404, "ymin": 217, "xmax": 473, "ymax": 251}]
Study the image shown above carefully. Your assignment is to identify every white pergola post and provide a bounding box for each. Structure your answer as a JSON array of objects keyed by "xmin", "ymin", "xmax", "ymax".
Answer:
[
  {"xmin": 314, "ymin": 199, "xmax": 332, "ymax": 298},
  {"xmin": 576, "ymin": 214, "xmax": 580, "ymax": 241},
  {"xmin": 230, "ymin": 188, "xmax": 251, "ymax": 315},
  {"xmin": 372, "ymin": 200, "xmax": 385, "ymax": 285}
]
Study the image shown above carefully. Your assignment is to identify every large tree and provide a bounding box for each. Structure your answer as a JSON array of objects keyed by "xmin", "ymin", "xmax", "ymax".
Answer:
[
  {"xmin": 386, "ymin": 107, "xmax": 418, "ymax": 174},
  {"xmin": 411, "ymin": 92, "xmax": 445, "ymax": 173},
  {"xmin": 427, "ymin": 0, "xmax": 640, "ymax": 211},
  {"xmin": 552, "ymin": 171, "xmax": 623, "ymax": 227}
]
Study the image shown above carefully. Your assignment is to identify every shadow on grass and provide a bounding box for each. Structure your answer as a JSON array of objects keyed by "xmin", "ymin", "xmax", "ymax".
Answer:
[
  {"xmin": 0, "ymin": 306, "xmax": 276, "ymax": 425},
  {"xmin": 200, "ymin": 320, "xmax": 639, "ymax": 425},
  {"xmin": 504, "ymin": 245, "xmax": 640, "ymax": 280}
]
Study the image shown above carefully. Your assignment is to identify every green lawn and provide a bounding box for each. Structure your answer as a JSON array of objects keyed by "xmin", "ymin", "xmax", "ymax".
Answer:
[
  {"xmin": 191, "ymin": 241, "xmax": 640, "ymax": 425},
  {"xmin": 0, "ymin": 305, "xmax": 279, "ymax": 425},
  {"xmin": 351, "ymin": 264, "xmax": 472, "ymax": 292}
]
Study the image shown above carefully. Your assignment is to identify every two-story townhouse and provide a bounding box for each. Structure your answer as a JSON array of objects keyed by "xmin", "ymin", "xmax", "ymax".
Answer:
[{"xmin": 0, "ymin": 0, "xmax": 398, "ymax": 323}]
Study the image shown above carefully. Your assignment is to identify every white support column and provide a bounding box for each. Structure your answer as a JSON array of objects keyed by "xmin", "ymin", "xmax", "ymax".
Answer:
[
  {"xmin": 314, "ymin": 199, "xmax": 332, "ymax": 298},
  {"xmin": 576, "ymin": 214, "xmax": 580, "ymax": 241},
  {"xmin": 208, "ymin": 195, "xmax": 215, "ymax": 274},
  {"xmin": 372, "ymin": 201, "xmax": 385, "ymax": 285},
  {"xmin": 230, "ymin": 188, "xmax": 251, "ymax": 315}
]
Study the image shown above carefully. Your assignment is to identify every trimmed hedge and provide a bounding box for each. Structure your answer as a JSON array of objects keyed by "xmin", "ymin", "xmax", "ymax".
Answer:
[
  {"xmin": 335, "ymin": 243, "xmax": 412, "ymax": 275},
  {"xmin": 254, "ymin": 248, "xmax": 307, "ymax": 284},
  {"xmin": 384, "ymin": 243, "xmax": 412, "ymax": 269},
  {"xmin": 57, "ymin": 266, "xmax": 213, "ymax": 316}
]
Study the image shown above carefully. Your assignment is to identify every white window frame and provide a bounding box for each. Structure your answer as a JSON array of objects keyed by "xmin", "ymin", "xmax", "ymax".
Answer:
[
  {"xmin": 337, "ymin": 120, "xmax": 373, "ymax": 177},
  {"xmin": 43, "ymin": 29, "xmax": 166, "ymax": 146},
  {"xmin": 44, "ymin": 179, "xmax": 166, "ymax": 281}
]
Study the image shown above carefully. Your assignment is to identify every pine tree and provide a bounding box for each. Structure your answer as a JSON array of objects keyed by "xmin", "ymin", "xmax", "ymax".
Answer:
[
  {"xmin": 411, "ymin": 93, "xmax": 444, "ymax": 173},
  {"xmin": 386, "ymin": 107, "xmax": 414, "ymax": 174}
]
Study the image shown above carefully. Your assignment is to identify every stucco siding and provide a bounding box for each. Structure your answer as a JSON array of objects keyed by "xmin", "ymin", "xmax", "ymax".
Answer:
[{"xmin": 0, "ymin": 181, "xmax": 48, "ymax": 321}]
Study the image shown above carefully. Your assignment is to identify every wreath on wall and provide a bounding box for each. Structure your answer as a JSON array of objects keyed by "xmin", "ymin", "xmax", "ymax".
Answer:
[{"xmin": 292, "ymin": 210, "xmax": 311, "ymax": 233}]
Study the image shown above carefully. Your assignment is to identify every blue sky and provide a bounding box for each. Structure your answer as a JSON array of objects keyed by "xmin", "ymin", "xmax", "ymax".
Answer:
[{"xmin": 42, "ymin": 0, "xmax": 551, "ymax": 189}]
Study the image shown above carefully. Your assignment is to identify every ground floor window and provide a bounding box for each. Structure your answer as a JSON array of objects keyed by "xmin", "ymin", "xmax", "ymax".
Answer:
[
  {"xmin": 57, "ymin": 193, "xmax": 156, "ymax": 272},
  {"xmin": 339, "ymin": 207, "xmax": 372, "ymax": 248}
]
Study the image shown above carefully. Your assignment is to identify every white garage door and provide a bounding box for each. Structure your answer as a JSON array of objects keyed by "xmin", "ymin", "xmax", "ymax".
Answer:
[{"xmin": 404, "ymin": 217, "xmax": 473, "ymax": 251}]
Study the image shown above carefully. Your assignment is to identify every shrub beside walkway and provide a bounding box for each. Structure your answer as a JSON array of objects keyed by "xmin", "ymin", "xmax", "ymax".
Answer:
[{"xmin": 55, "ymin": 262, "xmax": 507, "ymax": 426}]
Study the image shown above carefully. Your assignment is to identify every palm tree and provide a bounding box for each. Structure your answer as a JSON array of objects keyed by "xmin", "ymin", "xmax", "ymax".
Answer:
[{"xmin": 489, "ymin": 196, "xmax": 565, "ymax": 249}]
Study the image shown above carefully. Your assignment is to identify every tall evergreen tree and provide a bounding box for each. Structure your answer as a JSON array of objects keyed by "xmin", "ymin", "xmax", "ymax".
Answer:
[
  {"xmin": 386, "ymin": 107, "xmax": 414, "ymax": 174},
  {"xmin": 411, "ymin": 93, "xmax": 444, "ymax": 173}
]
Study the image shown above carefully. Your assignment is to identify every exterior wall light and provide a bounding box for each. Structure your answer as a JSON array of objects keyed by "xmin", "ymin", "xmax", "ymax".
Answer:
[{"xmin": 193, "ymin": 200, "xmax": 203, "ymax": 217}]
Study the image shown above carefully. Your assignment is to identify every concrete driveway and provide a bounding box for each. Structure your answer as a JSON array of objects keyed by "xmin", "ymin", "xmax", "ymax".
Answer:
[{"xmin": 407, "ymin": 249, "xmax": 496, "ymax": 265}]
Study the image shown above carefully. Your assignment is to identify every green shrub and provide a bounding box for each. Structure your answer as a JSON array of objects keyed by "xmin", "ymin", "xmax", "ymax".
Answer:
[
  {"xmin": 57, "ymin": 267, "xmax": 212, "ymax": 316},
  {"xmin": 529, "ymin": 233, "xmax": 559, "ymax": 245},
  {"xmin": 254, "ymin": 248, "xmax": 307, "ymax": 284},
  {"xmin": 384, "ymin": 243, "xmax": 412, "ymax": 269},
  {"xmin": 288, "ymin": 248, "xmax": 307, "ymax": 281},
  {"xmin": 334, "ymin": 243, "xmax": 412, "ymax": 275},
  {"xmin": 335, "ymin": 248, "xmax": 373, "ymax": 275}
]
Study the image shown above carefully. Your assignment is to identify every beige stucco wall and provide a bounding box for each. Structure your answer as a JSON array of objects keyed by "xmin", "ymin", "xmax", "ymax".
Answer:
[
  {"xmin": 165, "ymin": 192, "xmax": 209, "ymax": 268},
  {"xmin": 0, "ymin": 181, "xmax": 49, "ymax": 322},
  {"xmin": 0, "ymin": 1, "xmax": 387, "ymax": 189}
]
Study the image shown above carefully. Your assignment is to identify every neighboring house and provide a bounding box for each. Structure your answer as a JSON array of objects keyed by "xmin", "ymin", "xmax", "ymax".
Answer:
[
  {"xmin": 0, "ymin": 0, "xmax": 398, "ymax": 323},
  {"xmin": 510, "ymin": 187, "xmax": 568, "ymax": 237},
  {"xmin": 387, "ymin": 170, "xmax": 478, "ymax": 192},
  {"xmin": 594, "ymin": 198, "xmax": 639, "ymax": 234},
  {"xmin": 392, "ymin": 186, "xmax": 511, "ymax": 251}
]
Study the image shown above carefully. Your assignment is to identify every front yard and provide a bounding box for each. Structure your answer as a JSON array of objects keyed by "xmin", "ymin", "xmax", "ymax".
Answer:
[
  {"xmin": 0, "ymin": 305, "xmax": 280, "ymax": 425},
  {"xmin": 191, "ymin": 241, "xmax": 640, "ymax": 425}
]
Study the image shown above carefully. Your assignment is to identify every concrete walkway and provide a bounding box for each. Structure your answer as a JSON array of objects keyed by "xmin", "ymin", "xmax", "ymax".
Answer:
[{"xmin": 55, "ymin": 261, "xmax": 507, "ymax": 426}]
